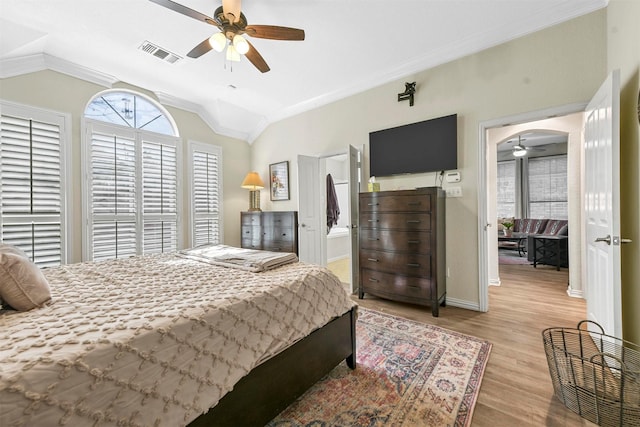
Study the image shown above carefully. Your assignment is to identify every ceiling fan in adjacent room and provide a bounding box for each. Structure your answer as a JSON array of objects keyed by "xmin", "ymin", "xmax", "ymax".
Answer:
[
  {"xmin": 149, "ymin": 0, "xmax": 305, "ymax": 73},
  {"xmin": 511, "ymin": 135, "xmax": 545, "ymax": 157}
]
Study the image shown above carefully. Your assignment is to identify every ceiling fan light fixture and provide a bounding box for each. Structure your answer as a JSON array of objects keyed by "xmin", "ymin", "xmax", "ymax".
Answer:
[
  {"xmin": 226, "ymin": 43, "xmax": 241, "ymax": 62},
  {"xmin": 512, "ymin": 148, "xmax": 527, "ymax": 157},
  {"xmin": 233, "ymin": 35, "xmax": 249, "ymax": 55},
  {"xmin": 209, "ymin": 32, "xmax": 227, "ymax": 52}
]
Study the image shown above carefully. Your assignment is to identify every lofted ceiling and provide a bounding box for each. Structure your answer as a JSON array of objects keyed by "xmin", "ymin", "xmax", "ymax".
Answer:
[{"xmin": 0, "ymin": 0, "xmax": 607, "ymax": 143}]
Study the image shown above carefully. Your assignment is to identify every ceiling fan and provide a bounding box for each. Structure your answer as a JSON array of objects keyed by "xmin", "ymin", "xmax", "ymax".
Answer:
[
  {"xmin": 511, "ymin": 135, "xmax": 545, "ymax": 157},
  {"xmin": 149, "ymin": 0, "xmax": 305, "ymax": 73}
]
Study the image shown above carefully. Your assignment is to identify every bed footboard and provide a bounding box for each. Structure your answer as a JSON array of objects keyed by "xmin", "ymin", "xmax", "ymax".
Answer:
[{"xmin": 190, "ymin": 306, "xmax": 357, "ymax": 427}]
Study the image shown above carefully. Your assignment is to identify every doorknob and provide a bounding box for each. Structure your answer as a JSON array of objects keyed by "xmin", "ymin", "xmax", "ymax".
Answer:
[
  {"xmin": 300, "ymin": 223, "xmax": 306, "ymax": 228},
  {"xmin": 595, "ymin": 235, "xmax": 611, "ymax": 245}
]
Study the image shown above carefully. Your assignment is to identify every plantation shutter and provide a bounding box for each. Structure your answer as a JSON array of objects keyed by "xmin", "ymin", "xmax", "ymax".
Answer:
[
  {"xmin": 0, "ymin": 113, "xmax": 64, "ymax": 267},
  {"xmin": 90, "ymin": 130, "xmax": 137, "ymax": 261},
  {"xmin": 192, "ymin": 149, "xmax": 220, "ymax": 246},
  {"xmin": 142, "ymin": 140, "xmax": 178, "ymax": 254},
  {"xmin": 496, "ymin": 160, "xmax": 516, "ymax": 218},
  {"xmin": 528, "ymin": 155, "xmax": 568, "ymax": 219}
]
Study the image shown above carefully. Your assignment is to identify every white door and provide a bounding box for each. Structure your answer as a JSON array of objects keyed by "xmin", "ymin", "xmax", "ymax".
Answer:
[
  {"xmin": 297, "ymin": 155, "xmax": 323, "ymax": 264},
  {"xmin": 584, "ymin": 70, "xmax": 623, "ymax": 338},
  {"xmin": 348, "ymin": 145, "xmax": 361, "ymax": 293}
]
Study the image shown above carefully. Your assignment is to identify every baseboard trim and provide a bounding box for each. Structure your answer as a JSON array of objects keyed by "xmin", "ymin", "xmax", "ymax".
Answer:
[
  {"xmin": 489, "ymin": 278, "xmax": 501, "ymax": 286},
  {"xmin": 567, "ymin": 288, "xmax": 583, "ymax": 298},
  {"xmin": 446, "ymin": 297, "xmax": 481, "ymax": 312}
]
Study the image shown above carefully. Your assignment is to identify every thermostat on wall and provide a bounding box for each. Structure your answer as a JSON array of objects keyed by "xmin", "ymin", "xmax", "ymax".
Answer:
[{"xmin": 445, "ymin": 171, "xmax": 461, "ymax": 183}]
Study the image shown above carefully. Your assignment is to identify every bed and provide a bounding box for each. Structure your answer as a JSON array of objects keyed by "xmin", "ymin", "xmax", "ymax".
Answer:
[{"xmin": 0, "ymin": 245, "xmax": 357, "ymax": 426}]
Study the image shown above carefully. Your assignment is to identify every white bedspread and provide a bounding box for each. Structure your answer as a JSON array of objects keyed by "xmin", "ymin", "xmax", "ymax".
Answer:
[
  {"xmin": 0, "ymin": 252, "xmax": 355, "ymax": 427},
  {"xmin": 179, "ymin": 244, "xmax": 298, "ymax": 272}
]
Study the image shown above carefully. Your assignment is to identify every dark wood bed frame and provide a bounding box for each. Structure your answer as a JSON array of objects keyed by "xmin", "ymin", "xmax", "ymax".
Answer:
[{"xmin": 189, "ymin": 306, "xmax": 357, "ymax": 427}]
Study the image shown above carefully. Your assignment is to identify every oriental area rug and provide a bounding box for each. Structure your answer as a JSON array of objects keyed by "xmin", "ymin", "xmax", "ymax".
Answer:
[{"xmin": 268, "ymin": 308, "xmax": 492, "ymax": 427}]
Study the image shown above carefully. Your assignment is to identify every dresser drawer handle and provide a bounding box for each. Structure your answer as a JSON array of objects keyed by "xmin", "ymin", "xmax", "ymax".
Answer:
[
  {"xmin": 367, "ymin": 219, "xmax": 379, "ymax": 222},
  {"xmin": 407, "ymin": 220, "xmax": 421, "ymax": 224},
  {"xmin": 407, "ymin": 202, "xmax": 422, "ymax": 206},
  {"xmin": 368, "ymin": 278, "xmax": 379, "ymax": 283},
  {"xmin": 407, "ymin": 263, "xmax": 421, "ymax": 267},
  {"xmin": 368, "ymin": 238, "xmax": 379, "ymax": 241},
  {"xmin": 408, "ymin": 240, "xmax": 420, "ymax": 244},
  {"xmin": 367, "ymin": 203, "xmax": 380, "ymax": 206},
  {"xmin": 367, "ymin": 258, "xmax": 379, "ymax": 262}
]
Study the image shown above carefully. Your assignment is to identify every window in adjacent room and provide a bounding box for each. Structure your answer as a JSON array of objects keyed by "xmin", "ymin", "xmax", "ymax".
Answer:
[
  {"xmin": 0, "ymin": 101, "xmax": 70, "ymax": 267},
  {"xmin": 528, "ymin": 154, "xmax": 568, "ymax": 219},
  {"xmin": 188, "ymin": 141, "xmax": 223, "ymax": 247},
  {"xmin": 83, "ymin": 90, "xmax": 181, "ymax": 261},
  {"xmin": 496, "ymin": 159, "xmax": 517, "ymax": 218}
]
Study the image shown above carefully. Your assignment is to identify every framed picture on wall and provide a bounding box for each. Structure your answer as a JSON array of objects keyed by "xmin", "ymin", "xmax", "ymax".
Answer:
[{"xmin": 269, "ymin": 161, "xmax": 290, "ymax": 201}]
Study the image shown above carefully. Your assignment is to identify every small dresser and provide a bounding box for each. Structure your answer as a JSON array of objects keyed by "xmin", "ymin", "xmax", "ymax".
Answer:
[
  {"xmin": 240, "ymin": 211, "xmax": 299, "ymax": 255},
  {"xmin": 358, "ymin": 188, "xmax": 445, "ymax": 316}
]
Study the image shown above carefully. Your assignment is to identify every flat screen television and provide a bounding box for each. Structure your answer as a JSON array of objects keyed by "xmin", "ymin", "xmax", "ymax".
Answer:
[{"xmin": 369, "ymin": 114, "xmax": 457, "ymax": 177}]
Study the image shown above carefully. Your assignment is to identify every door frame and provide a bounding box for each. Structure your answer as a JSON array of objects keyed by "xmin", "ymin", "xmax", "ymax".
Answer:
[{"xmin": 477, "ymin": 103, "xmax": 587, "ymax": 312}]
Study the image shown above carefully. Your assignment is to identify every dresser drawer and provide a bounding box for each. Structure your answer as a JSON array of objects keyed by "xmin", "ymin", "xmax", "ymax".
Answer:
[
  {"xmin": 262, "ymin": 212, "xmax": 296, "ymax": 228},
  {"xmin": 241, "ymin": 237, "xmax": 262, "ymax": 250},
  {"xmin": 359, "ymin": 249, "xmax": 431, "ymax": 277},
  {"xmin": 360, "ymin": 212, "xmax": 431, "ymax": 231},
  {"xmin": 241, "ymin": 213, "xmax": 262, "ymax": 226},
  {"xmin": 361, "ymin": 268, "xmax": 433, "ymax": 300},
  {"xmin": 359, "ymin": 229, "xmax": 431, "ymax": 254},
  {"xmin": 360, "ymin": 194, "xmax": 431, "ymax": 213},
  {"xmin": 264, "ymin": 240, "xmax": 296, "ymax": 253}
]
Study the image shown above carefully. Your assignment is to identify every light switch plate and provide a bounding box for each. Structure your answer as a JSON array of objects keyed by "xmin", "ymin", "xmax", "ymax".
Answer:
[{"xmin": 445, "ymin": 186, "xmax": 462, "ymax": 198}]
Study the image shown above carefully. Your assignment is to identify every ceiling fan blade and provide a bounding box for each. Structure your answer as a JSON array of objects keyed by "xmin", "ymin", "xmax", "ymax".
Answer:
[
  {"xmin": 245, "ymin": 40, "xmax": 270, "ymax": 73},
  {"xmin": 149, "ymin": 0, "xmax": 217, "ymax": 26},
  {"xmin": 245, "ymin": 25, "xmax": 305, "ymax": 41},
  {"xmin": 187, "ymin": 38, "xmax": 214, "ymax": 58}
]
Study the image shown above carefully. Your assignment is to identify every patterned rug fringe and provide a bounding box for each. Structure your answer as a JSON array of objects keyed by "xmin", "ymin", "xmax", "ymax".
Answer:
[{"xmin": 269, "ymin": 307, "xmax": 492, "ymax": 427}]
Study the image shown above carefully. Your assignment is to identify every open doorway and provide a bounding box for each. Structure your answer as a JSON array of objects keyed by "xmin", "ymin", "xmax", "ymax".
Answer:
[
  {"xmin": 496, "ymin": 132, "xmax": 569, "ymax": 272},
  {"xmin": 477, "ymin": 106, "xmax": 587, "ymax": 312},
  {"xmin": 325, "ymin": 154, "xmax": 352, "ymax": 286}
]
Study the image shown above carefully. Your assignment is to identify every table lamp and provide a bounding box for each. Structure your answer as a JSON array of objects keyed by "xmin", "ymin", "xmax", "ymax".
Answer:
[{"xmin": 241, "ymin": 171, "xmax": 265, "ymax": 211}]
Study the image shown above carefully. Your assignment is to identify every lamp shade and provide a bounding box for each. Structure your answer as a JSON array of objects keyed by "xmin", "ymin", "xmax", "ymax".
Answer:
[
  {"xmin": 241, "ymin": 172, "xmax": 265, "ymax": 190},
  {"xmin": 512, "ymin": 148, "xmax": 527, "ymax": 157}
]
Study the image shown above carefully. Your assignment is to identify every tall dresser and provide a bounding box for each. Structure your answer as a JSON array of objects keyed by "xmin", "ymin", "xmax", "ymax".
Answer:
[
  {"xmin": 358, "ymin": 188, "xmax": 445, "ymax": 316},
  {"xmin": 240, "ymin": 211, "xmax": 299, "ymax": 255}
]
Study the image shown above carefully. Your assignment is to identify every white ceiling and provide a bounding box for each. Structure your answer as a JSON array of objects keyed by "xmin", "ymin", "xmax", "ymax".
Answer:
[{"xmin": 0, "ymin": 0, "xmax": 606, "ymax": 143}]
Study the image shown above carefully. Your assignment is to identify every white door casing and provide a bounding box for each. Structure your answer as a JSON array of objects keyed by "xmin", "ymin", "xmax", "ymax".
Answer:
[
  {"xmin": 348, "ymin": 145, "xmax": 361, "ymax": 293},
  {"xmin": 297, "ymin": 155, "xmax": 323, "ymax": 264},
  {"xmin": 584, "ymin": 70, "xmax": 623, "ymax": 338}
]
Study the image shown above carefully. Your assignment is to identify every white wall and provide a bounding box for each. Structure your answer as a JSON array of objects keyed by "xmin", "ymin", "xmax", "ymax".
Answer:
[{"xmin": 251, "ymin": 10, "xmax": 607, "ymax": 308}]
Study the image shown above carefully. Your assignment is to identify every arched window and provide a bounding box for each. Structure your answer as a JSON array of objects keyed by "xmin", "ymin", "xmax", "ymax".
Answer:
[
  {"xmin": 85, "ymin": 90, "xmax": 178, "ymax": 136},
  {"xmin": 83, "ymin": 90, "xmax": 181, "ymax": 261}
]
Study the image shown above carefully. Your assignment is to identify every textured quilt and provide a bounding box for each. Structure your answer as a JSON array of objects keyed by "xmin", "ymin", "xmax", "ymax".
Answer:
[{"xmin": 0, "ymin": 253, "xmax": 355, "ymax": 427}]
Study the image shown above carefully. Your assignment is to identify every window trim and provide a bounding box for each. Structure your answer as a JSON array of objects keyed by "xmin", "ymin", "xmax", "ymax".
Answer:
[
  {"xmin": 0, "ymin": 99, "xmax": 72, "ymax": 265},
  {"xmin": 188, "ymin": 140, "xmax": 223, "ymax": 247},
  {"xmin": 84, "ymin": 88, "xmax": 180, "ymax": 137},
  {"xmin": 82, "ymin": 119, "xmax": 182, "ymax": 261}
]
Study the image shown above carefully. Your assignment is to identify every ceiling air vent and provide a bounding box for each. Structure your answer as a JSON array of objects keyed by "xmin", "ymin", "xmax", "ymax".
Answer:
[{"xmin": 139, "ymin": 41, "xmax": 182, "ymax": 64}]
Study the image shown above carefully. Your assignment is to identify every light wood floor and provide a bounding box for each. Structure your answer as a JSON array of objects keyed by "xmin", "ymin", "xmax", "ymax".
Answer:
[{"xmin": 353, "ymin": 263, "xmax": 597, "ymax": 427}]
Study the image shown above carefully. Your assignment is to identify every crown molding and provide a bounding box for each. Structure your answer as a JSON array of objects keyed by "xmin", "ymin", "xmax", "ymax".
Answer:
[{"xmin": 0, "ymin": 53, "xmax": 118, "ymax": 88}]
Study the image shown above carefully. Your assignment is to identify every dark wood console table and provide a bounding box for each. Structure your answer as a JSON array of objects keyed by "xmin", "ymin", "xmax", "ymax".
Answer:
[{"xmin": 532, "ymin": 235, "xmax": 568, "ymax": 271}]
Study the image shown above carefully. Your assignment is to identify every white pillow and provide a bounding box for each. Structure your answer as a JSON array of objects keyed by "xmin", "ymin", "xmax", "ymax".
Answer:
[{"xmin": 0, "ymin": 244, "xmax": 51, "ymax": 311}]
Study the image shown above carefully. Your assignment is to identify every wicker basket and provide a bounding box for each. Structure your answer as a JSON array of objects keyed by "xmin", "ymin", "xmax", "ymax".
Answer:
[{"xmin": 543, "ymin": 320, "xmax": 640, "ymax": 426}]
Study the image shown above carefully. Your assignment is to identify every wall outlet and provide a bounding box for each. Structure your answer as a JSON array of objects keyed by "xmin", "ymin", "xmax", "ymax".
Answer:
[{"xmin": 445, "ymin": 186, "xmax": 462, "ymax": 198}]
